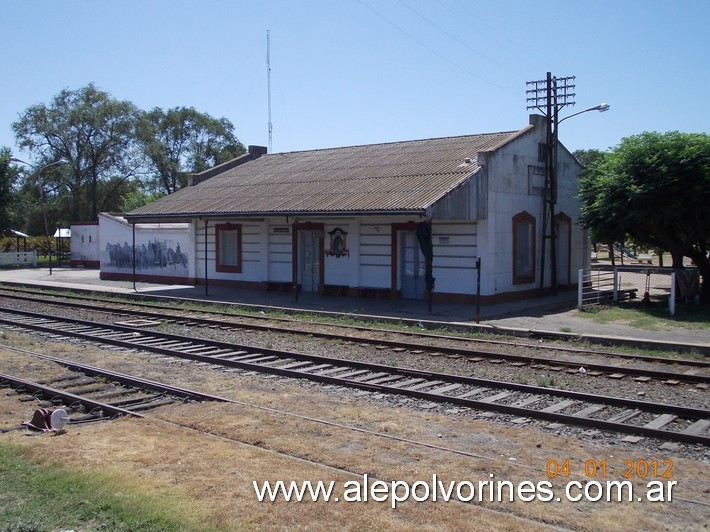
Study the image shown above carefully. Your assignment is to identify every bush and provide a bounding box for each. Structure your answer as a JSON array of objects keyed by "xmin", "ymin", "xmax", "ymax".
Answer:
[{"xmin": 0, "ymin": 235, "xmax": 59, "ymax": 255}]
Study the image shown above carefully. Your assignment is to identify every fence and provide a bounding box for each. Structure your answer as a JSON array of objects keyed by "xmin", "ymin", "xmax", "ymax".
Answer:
[
  {"xmin": 578, "ymin": 265, "xmax": 700, "ymax": 315},
  {"xmin": 0, "ymin": 251, "xmax": 37, "ymax": 267}
]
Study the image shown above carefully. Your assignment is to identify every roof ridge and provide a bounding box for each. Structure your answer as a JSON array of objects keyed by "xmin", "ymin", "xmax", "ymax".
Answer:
[{"xmin": 265, "ymin": 130, "xmax": 521, "ymax": 156}]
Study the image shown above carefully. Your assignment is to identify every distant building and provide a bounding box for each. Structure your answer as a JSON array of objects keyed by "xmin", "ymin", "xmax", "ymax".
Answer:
[{"xmin": 70, "ymin": 222, "xmax": 99, "ymax": 268}]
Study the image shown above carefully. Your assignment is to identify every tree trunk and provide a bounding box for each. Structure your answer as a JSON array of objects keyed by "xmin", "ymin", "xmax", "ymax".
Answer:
[{"xmin": 670, "ymin": 253, "xmax": 684, "ymax": 268}]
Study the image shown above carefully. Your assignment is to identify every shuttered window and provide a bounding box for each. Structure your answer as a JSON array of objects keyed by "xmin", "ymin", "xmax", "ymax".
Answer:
[
  {"xmin": 512, "ymin": 212, "xmax": 535, "ymax": 285},
  {"xmin": 215, "ymin": 224, "xmax": 242, "ymax": 273}
]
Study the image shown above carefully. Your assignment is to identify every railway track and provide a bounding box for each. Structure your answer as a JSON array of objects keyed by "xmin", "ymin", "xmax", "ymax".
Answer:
[
  {"xmin": 0, "ymin": 307, "xmax": 708, "ymax": 445},
  {"xmin": 2, "ymin": 286, "xmax": 707, "ymax": 359},
  {"xmin": 1, "ymin": 290, "xmax": 708, "ymax": 383},
  {"xmin": 0, "ymin": 347, "xmax": 231, "ymax": 428}
]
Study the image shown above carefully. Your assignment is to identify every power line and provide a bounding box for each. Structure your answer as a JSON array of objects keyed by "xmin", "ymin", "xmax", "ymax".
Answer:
[
  {"xmin": 356, "ymin": 0, "xmax": 517, "ymax": 93},
  {"xmin": 443, "ymin": 0, "xmax": 547, "ymax": 70},
  {"xmin": 397, "ymin": 0, "xmax": 527, "ymax": 80}
]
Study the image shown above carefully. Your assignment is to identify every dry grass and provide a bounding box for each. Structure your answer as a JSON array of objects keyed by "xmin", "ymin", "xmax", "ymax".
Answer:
[{"xmin": 1, "ymin": 332, "xmax": 708, "ymax": 530}]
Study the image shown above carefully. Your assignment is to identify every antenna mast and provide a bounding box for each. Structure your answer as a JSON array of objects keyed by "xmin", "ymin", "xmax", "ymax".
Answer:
[{"xmin": 267, "ymin": 30, "xmax": 273, "ymax": 153}]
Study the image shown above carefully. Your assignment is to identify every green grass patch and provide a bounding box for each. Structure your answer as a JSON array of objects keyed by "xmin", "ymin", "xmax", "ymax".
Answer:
[
  {"xmin": 0, "ymin": 443, "xmax": 215, "ymax": 532},
  {"xmin": 536, "ymin": 375, "xmax": 556, "ymax": 388},
  {"xmin": 579, "ymin": 301, "xmax": 710, "ymax": 331}
]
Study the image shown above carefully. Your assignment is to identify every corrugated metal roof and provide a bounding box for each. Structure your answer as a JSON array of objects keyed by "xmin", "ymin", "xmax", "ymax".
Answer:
[{"xmin": 128, "ymin": 130, "xmax": 521, "ymax": 219}]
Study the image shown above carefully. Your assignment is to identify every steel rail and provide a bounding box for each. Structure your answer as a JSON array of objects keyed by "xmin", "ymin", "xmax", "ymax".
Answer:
[
  {"xmin": 2, "ymin": 286, "xmax": 708, "ymax": 361},
  {"xmin": 1, "ymin": 295, "xmax": 708, "ymax": 386},
  {"xmin": 0, "ymin": 344, "xmax": 234, "ymax": 404},
  {"xmin": 0, "ymin": 373, "xmax": 144, "ymax": 419},
  {"xmin": 0, "ymin": 308, "xmax": 708, "ymax": 445}
]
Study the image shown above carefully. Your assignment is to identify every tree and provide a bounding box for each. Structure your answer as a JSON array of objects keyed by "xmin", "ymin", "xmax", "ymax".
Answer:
[
  {"xmin": 578, "ymin": 131, "xmax": 710, "ymax": 303},
  {"xmin": 136, "ymin": 107, "xmax": 245, "ymax": 195},
  {"xmin": 576, "ymin": 148, "xmax": 628, "ymax": 264},
  {"xmin": 0, "ymin": 148, "xmax": 21, "ymax": 233},
  {"xmin": 12, "ymin": 83, "xmax": 140, "ymax": 223}
]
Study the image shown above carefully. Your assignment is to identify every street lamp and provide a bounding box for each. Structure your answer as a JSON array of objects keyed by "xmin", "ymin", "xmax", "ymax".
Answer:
[
  {"xmin": 559, "ymin": 103, "xmax": 610, "ymax": 124},
  {"xmin": 9, "ymin": 157, "xmax": 67, "ymax": 274}
]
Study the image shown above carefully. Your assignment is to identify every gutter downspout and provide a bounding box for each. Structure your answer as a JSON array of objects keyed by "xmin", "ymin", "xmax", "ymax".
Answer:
[
  {"xmin": 132, "ymin": 222, "xmax": 137, "ymax": 292},
  {"xmin": 204, "ymin": 219, "xmax": 209, "ymax": 296}
]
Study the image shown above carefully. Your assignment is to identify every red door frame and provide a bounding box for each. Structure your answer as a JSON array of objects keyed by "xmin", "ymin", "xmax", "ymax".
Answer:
[
  {"xmin": 390, "ymin": 222, "xmax": 420, "ymax": 296},
  {"xmin": 554, "ymin": 212, "xmax": 572, "ymax": 289}
]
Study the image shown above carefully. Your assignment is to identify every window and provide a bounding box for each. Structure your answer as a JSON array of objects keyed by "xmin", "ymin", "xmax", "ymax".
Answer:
[
  {"xmin": 215, "ymin": 223, "xmax": 242, "ymax": 273},
  {"xmin": 513, "ymin": 212, "xmax": 535, "ymax": 284},
  {"xmin": 538, "ymin": 142, "xmax": 548, "ymax": 163}
]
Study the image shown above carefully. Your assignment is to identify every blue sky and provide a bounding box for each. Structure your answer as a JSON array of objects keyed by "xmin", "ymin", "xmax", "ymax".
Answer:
[{"xmin": 1, "ymin": 0, "xmax": 708, "ymax": 157}]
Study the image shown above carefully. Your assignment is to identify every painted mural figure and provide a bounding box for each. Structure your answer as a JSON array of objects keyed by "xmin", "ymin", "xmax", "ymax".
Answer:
[{"xmin": 103, "ymin": 238, "xmax": 188, "ymax": 274}]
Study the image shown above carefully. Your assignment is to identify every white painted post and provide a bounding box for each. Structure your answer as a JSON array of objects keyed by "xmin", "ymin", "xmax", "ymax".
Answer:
[{"xmin": 578, "ymin": 269, "xmax": 584, "ymax": 309}]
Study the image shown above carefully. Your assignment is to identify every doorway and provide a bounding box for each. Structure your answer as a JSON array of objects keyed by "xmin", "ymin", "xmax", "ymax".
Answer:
[
  {"xmin": 555, "ymin": 213, "xmax": 571, "ymax": 288},
  {"xmin": 299, "ymin": 230, "xmax": 320, "ymax": 292},
  {"xmin": 400, "ymin": 231, "xmax": 426, "ymax": 299}
]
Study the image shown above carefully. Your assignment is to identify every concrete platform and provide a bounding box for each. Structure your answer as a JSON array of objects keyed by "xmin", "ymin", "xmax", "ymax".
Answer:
[
  {"xmin": 0, "ymin": 266, "xmax": 708, "ymax": 351},
  {"xmin": 0, "ymin": 266, "xmax": 575, "ymax": 323}
]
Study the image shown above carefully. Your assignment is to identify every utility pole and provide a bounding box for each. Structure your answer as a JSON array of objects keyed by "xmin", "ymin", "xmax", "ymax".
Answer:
[{"xmin": 526, "ymin": 72, "xmax": 575, "ymax": 296}]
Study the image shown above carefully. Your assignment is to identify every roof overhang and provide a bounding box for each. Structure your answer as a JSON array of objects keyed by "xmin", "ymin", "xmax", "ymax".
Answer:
[{"xmin": 124, "ymin": 209, "xmax": 428, "ymax": 224}]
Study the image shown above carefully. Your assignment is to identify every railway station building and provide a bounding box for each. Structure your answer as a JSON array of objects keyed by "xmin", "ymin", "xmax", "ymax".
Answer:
[{"xmin": 108, "ymin": 114, "xmax": 587, "ymax": 304}]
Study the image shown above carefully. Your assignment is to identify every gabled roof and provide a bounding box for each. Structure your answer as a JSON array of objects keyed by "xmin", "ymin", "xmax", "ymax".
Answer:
[{"xmin": 127, "ymin": 128, "xmax": 526, "ymax": 220}]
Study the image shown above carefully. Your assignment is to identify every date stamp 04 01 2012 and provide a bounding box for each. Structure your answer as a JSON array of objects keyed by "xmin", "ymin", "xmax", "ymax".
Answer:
[{"xmin": 546, "ymin": 459, "xmax": 674, "ymax": 480}]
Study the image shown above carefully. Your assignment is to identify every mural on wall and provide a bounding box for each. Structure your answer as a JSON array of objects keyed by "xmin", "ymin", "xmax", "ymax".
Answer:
[{"xmin": 103, "ymin": 238, "xmax": 188, "ymax": 274}]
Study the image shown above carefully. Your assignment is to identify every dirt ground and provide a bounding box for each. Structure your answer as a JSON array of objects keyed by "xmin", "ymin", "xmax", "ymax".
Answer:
[{"xmin": 1, "ymin": 334, "xmax": 709, "ymax": 531}]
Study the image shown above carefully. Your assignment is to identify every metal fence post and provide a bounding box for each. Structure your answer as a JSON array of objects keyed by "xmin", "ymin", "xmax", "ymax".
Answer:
[
  {"xmin": 475, "ymin": 257, "xmax": 481, "ymax": 323},
  {"xmin": 578, "ymin": 269, "xmax": 584, "ymax": 309},
  {"xmin": 613, "ymin": 268, "xmax": 619, "ymax": 303},
  {"xmin": 669, "ymin": 271, "xmax": 676, "ymax": 316}
]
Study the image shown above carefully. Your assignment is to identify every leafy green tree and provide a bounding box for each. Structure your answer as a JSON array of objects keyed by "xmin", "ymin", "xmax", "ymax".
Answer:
[
  {"xmin": 136, "ymin": 107, "xmax": 245, "ymax": 195},
  {"xmin": 575, "ymin": 149, "xmax": 620, "ymax": 252},
  {"xmin": 573, "ymin": 148, "xmax": 606, "ymax": 168},
  {"xmin": 578, "ymin": 131, "xmax": 710, "ymax": 302},
  {"xmin": 0, "ymin": 148, "xmax": 20, "ymax": 233},
  {"xmin": 10, "ymin": 160, "xmax": 68, "ymax": 239},
  {"xmin": 576, "ymin": 148, "xmax": 628, "ymax": 264},
  {"xmin": 12, "ymin": 83, "xmax": 140, "ymax": 223}
]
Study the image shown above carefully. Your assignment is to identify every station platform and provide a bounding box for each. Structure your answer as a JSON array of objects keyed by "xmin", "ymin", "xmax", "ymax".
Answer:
[
  {"xmin": 0, "ymin": 266, "xmax": 575, "ymax": 323},
  {"xmin": 0, "ymin": 266, "xmax": 708, "ymax": 351}
]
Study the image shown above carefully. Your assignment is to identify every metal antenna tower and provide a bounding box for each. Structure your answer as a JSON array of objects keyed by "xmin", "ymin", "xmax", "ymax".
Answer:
[
  {"xmin": 267, "ymin": 29, "xmax": 273, "ymax": 153},
  {"xmin": 526, "ymin": 72, "xmax": 575, "ymax": 296}
]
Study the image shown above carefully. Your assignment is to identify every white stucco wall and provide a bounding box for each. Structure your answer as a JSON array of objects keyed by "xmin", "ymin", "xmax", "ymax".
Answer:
[
  {"xmin": 70, "ymin": 223, "xmax": 100, "ymax": 264},
  {"xmin": 477, "ymin": 115, "xmax": 584, "ymax": 297},
  {"xmin": 99, "ymin": 213, "xmax": 193, "ymax": 278}
]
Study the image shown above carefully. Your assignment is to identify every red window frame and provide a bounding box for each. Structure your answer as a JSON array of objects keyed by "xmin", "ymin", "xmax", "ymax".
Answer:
[{"xmin": 215, "ymin": 223, "xmax": 243, "ymax": 273}]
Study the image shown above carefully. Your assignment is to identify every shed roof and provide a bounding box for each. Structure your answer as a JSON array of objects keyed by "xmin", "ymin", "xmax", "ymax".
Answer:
[{"xmin": 127, "ymin": 128, "xmax": 525, "ymax": 220}]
